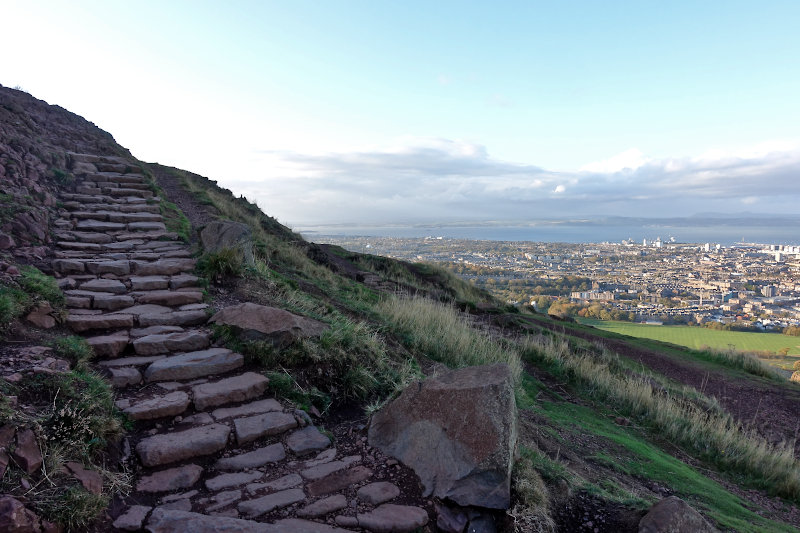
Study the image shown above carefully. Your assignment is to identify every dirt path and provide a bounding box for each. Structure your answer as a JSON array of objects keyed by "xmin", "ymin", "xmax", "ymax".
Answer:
[{"xmin": 518, "ymin": 313, "xmax": 800, "ymax": 454}]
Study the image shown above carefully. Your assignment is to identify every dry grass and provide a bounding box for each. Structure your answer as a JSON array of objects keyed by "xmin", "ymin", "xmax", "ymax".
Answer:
[
  {"xmin": 511, "ymin": 451, "xmax": 556, "ymax": 533},
  {"xmin": 378, "ymin": 295, "xmax": 522, "ymax": 384},
  {"xmin": 700, "ymin": 345, "xmax": 784, "ymax": 380},
  {"xmin": 519, "ymin": 334, "xmax": 800, "ymax": 500}
]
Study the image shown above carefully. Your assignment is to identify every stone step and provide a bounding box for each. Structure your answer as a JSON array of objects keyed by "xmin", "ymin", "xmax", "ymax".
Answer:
[
  {"xmin": 66, "ymin": 313, "xmax": 134, "ymax": 332},
  {"xmin": 86, "ymin": 332, "xmax": 130, "ymax": 358},
  {"xmin": 116, "ymin": 230, "xmax": 176, "ymax": 242},
  {"xmin": 133, "ymin": 259, "xmax": 197, "ymax": 276},
  {"xmin": 105, "ymin": 188, "xmax": 153, "ymax": 199},
  {"xmin": 130, "ymin": 275, "xmax": 170, "ymax": 291},
  {"xmin": 92, "ymin": 294, "xmax": 135, "ymax": 311},
  {"xmin": 137, "ymin": 309, "xmax": 208, "ymax": 327},
  {"xmin": 130, "ymin": 325, "xmax": 184, "ymax": 338},
  {"xmin": 144, "ymin": 508, "xmax": 350, "ymax": 533},
  {"xmin": 69, "ymin": 210, "xmax": 163, "ymax": 223},
  {"xmin": 133, "ymin": 290, "xmax": 203, "ymax": 306},
  {"xmin": 127, "ymin": 221, "xmax": 166, "ymax": 232},
  {"xmin": 123, "ymin": 391, "xmax": 191, "ymax": 420},
  {"xmin": 78, "ymin": 278, "xmax": 127, "ymax": 294},
  {"xmin": 76, "ymin": 219, "xmax": 127, "ymax": 232},
  {"xmin": 238, "ymin": 488, "xmax": 306, "ymax": 519},
  {"xmin": 133, "ymin": 330, "xmax": 210, "ymax": 356},
  {"xmin": 65, "ymin": 231, "xmax": 114, "ymax": 244},
  {"xmin": 143, "ymin": 348, "xmax": 244, "ymax": 382},
  {"xmin": 138, "ymin": 240, "xmax": 187, "ymax": 250},
  {"xmin": 99, "ymin": 355, "xmax": 166, "ymax": 368},
  {"xmin": 192, "ymin": 372, "xmax": 269, "ymax": 411},
  {"xmin": 233, "ymin": 411, "xmax": 298, "ymax": 445},
  {"xmin": 214, "ymin": 443, "xmax": 286, "ymax": 471},
  {"xmin": 85, "ymin": 172, "xmax": 145, "ymax": 184},
  {"xmin": 211, "ymin": 398, "xmax": 282, "ymax": 421},
  {"xmin": 136, "ymin": 423, "xmax": 231, "ymax": 467},
  {"xmin": 58, "ymin": 241, "xmax": 102, "ymax": 251}
]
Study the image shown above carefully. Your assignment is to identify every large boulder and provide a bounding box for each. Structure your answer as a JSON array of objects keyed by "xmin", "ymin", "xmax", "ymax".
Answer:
[
  {"xmin": 639, "ymin": 496, "xmax": 718, "ymax": 533},
  {"xmin": 200, "ymin": 221, "xmax": 254, "ymax": 265},
  {"xmin": 0, "ymin": 496, "xmax": 43, "ymax": 532},
  {"xmin": 208, "ymin": 303, "xmax": 327, "ymax": 346},
  {"xmin": 368, "ymin": 364, "xmax": 517, "ymax": 509}
]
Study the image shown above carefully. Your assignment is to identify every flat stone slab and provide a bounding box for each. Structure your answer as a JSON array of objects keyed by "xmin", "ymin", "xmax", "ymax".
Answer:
[
  {"xmin": 234, "ymin": 411, "xmax": 297, "ymax": 445},
  {"xmin": 144, "ymin": 348, "xmax": 243, "ymax": 382},
  {"xmin": 271, "ymin": 519, "xmax": 350, "ymax": 533},
  {"xmin": 145, "ymin": 508, "xmax": 275, "ymax": 532},
  {"xmin": 137, "ymin": 464, "xmax": 204, "ymax": 493},
  {"xmin": 170, "ymin": 274, "xmax": 199, "ymax": 289},
  {"xmin": 111, "ymin": 304, "xmax": 173, "ymax": 316},
  {"xmin": 67, "ymin": 313, "xmax": 134, "ymax": 332},
  {"xmin": 138, "ymin": 310, "xmax": 208, "ymax": 327},
  {"xmin": 113, "ymin": 505, "xmax": 151, "ymax": 531},
  {"xmin": 86, "ymin": 333, "xmax": 129, "ymax": 357},
  {"xmin": 247, "ymin": 473, "xmax": 302, "ymax": 495},
  {"xmin": 110, "ymin": 367, "xmax": 142, "ymax": 387},
  {"xmin": 99, "ymin": 355, "xmax": 165, "ymax": 367},
  {"xmin": 207, "ymin": 489, "xmax": 242, "ymax": 513},
  {"xmin": 130, "ymin": 325, "xmax": 184, "ymax": 338},
  {"xmin": 131, "ymin": 276, "xmax": 170, "ymax": 291},
  {"xmin": 133, "ymin": 258, "xmax": 196, "ymax": 276},
  {"xmin": 86, "ymin": 259, "xmax": 131, "ymax": 276},
  {"xmin": 212, "ymin": 398, "xmax": 282, "ymax": 420},
  {"xmin": 307, "ymin": 466, "xmax": 373, "ymax": 497},
  {"xmin": 297, "ymin": 494, "xmax": 348, "ymax": 518},
  {"xmin": 215, "ymin": 443, "xmax": 286, "ymax": 471},
  {"xmin": 238, "ymin": 488, "xmax": 306, "ymax": 518},
  {"xmin": 92, "ymin": 294, "xmax": 135, "ymax": 311},
  {"xmin": 301, "ymin": 456, "xmax": 360, "ymax": 481},
  {"xmin": 80, "ymin": 278, "xmax": 128, "ymax": 294},
  {"xmin": 76, "ymin": 219, "xmax": 126, "ymax": 231},
  {"xmin": 192, "ymin": 372, "xmax": 269, "ymax": 411},
  {"xmin": 357, "ymin": 482, "xmax": 400, "ymax": 505},
  {"xmin": 124, "ymin": 391, "xmax": 190, "ymax": 420},
  {"xmin": 133, "ymin": 331, "xmax": 210, "ymax": 355},
  {"xmin": 357, "ymin": 504, "xmax": 429, "ymax": 533},
  {"xmin": 206, "ymin": 471, "xmax": 263, "ymax": 491},
  {"xmin": 136, "ymin": 290, "xmax": 204, "ymax": 306},
  {"xmin": 136, "ymin": 423, "xmax": 230, "ymax": 467},
  {"xmin": 287, "ymin": 426, "xmax": 331, "ymax": 456}
]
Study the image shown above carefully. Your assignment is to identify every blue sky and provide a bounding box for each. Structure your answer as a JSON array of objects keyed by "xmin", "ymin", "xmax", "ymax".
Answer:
[{"xmin": 3, "ymin": 1, "xmax": 800, "ymax": 226}]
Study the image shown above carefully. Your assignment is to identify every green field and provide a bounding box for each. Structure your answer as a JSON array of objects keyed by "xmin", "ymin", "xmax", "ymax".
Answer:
[{"xmin": 578, "ymin": 319, "xmax": 800, "ymax": 368}]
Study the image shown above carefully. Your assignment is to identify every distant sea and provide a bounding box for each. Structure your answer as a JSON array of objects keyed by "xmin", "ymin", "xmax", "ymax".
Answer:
[{"xmin": 299, "ymin": 222, "xmax": 800, "ymax": 246}]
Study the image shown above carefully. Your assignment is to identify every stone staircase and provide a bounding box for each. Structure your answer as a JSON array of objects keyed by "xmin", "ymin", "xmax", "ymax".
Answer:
[{"xmin": 51, "ymin": 154, "xmax": 429, "ymax": 532}]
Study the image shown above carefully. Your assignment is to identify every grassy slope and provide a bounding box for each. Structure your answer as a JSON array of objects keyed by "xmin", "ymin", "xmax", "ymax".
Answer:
[
  {"xmin": 159, "ymin": 166, "xmax": 800, "ymax": 532},
  {"xmin": 580, "ymin": 318, "xmax": 800, "ymax": 357}
]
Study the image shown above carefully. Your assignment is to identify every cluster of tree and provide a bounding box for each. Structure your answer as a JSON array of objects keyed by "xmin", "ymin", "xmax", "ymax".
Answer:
[
  {"xmin": 545, "ymin": 299, "xmax": 635, "ymax": 322},
  {"xmin": 783, "ymin": 325, "xmax": 800, "ymax": 336}
]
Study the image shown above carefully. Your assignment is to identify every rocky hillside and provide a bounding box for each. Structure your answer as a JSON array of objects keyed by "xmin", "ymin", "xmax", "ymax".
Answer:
[{"xmin": 1, "ymin": 84, "xmax": 800, "ymax": 533}]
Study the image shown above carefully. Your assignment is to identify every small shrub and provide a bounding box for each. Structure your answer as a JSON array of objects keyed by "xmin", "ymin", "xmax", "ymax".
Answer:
[
  {"xmin": 51, "ymin": 168, "xmax": 74, "ymax": 186},
  {"xmin": 0, "ymin": 286, "xmax": 30, "ymax": 326},
  {"xmin": 197, "ymin": 247, "xmax": 244, "ymax": 283},
  {"xmin": 791, "ymin": 371, "xmax": 800, "ymax": 383},
  {"xmin": 512, "ymin": 448, "xmax": 556, "ymax": 533},
  {"xmin": 19, "ymin": 266, "xmax": 64, "ymax": 307},
  {"xmin": 792, "ymin": 360, "xmax": 800, "ymax": 371},
  {"xmin": 36, "ymin": 486, "xmax": 108, "ymax": 531},
  {"xmin": 51, "ymin": 336, "xmax": 94, "ymax": 369}
]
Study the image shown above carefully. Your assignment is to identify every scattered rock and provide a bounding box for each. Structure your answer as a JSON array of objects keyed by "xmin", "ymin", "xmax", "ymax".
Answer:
[
  {"xmin": 368, "ymin": 363, "xmax": 517, "ymax": 509},
  {"xmin": 0, "ymin": 496, "xmax": 43, "ymax": 532},
  {"xmin": 297, "ymin": 494, "xmax": 348, "ymax": 518},
  {"xmin": 307, "ymin": 465, "xmax": 373, "ymax": 497},
  {"xmin": 357, "ymin": 504, "xmax": 429, "ymax": 533},
  {"xmin": 357, "ymin": 482, "xmax": 401, "ymax": 505},
  {"xmin": 25, "ymin": 302, "xmax": 56, "ymax": 329},
  {"xmin": 137, "ymin": 464, "xmax": 204, "ymax": 493},
  {"xmin": 64, "ymin": 461, "xmax": 103, "ymax": 494},
  {"xmin": 286, "ymin": 426, "xmax": 331, "ymax": 456},
  {"xmin": 638, "ymin": 496, "xmax": 719, "ymax": 533},
  {"xmin": 12, "ymin": 428, "xmax": 43, "ymax": 474},
  {"xmin": 238, "ymin": 488, "xmax": 306, "ymax": 518},
  {"xmin": 114, "ymin": 505, "xmax": 152, "ymax": 531}
]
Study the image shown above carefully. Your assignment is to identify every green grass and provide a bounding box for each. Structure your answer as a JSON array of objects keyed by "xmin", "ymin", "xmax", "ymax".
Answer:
[
  {"xmin": 19, "ymin": 265, "xmax": 65, "ymax": 307},
  {"xmin": 51, "ymin": 336, "xmax": 95, "ymax": 370},
  {"xmin": 519, "ymin": 334, "xmax": 800, "ymax": 501},
  {"xmin": 529, "ymin": 393, "xmax": 795, "ymax": 532},
  {"xmin": 160, "ymin": 199, "xmax": 191, "ymax": 242},
  {"xmin": 580, "ymin": 318, "xmax": 800, "ymax": 356}
]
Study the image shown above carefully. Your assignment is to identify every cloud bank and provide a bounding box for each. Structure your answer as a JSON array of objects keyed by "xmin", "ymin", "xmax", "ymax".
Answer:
[{"xmin": 226, "ymin": 138, "xmax": 800, "ymax": 226}]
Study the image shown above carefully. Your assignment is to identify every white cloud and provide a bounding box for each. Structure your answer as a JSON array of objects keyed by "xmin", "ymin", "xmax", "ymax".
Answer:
[
  {"xmin": 236, "ymin": 138, "xmax": 800, "ymax": 225},
  {"xmin": 580, "ymin": 148, "xmax": 649, "ymax": 173}
]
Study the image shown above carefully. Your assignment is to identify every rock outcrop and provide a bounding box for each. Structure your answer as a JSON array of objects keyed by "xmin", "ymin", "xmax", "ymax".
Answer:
[
  {"xmin": 208, "ymin": 302, "xmax": 328, "ymax": 345},
  {"xmin": 200, "ymin": 220, "xmax": 254, "ymax": 265},
  {"xmin": 368, "ymin": 363, "xmax": 517, "ymax": 509},
  {"xmin": 639, "ymin": 496, "xmax": 719, "ymax": 533}
]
